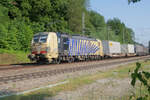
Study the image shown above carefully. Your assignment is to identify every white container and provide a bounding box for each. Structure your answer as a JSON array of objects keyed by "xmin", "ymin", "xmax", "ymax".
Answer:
[
  {"xmin": 128, "ymin": 44, "xmax": 135, "ymax": 53},
  {"xmin": 121, "ymin": 44, "xmax": 128, "ymax": 54},
  {"xmin": 102, "ymin": 40, "xmax": 121, "ymax": 56},
  {"xmin": 109, "ymin": 41, "xmax": 121, "ymax": 54}
]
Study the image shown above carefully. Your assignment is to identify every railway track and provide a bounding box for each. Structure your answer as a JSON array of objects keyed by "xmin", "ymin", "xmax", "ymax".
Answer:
[
  {"xmin": 0, "ymin": 56, "xmax": 149, "ymax": 85},
  {"xmin": 0, "ymin": 56, "xmax": 146, "ymax": 71}
]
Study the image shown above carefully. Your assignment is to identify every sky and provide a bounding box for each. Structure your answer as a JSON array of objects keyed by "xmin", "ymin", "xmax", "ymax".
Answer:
[{"xmin": 90, "ymin": 0, "xmax": 150, "ymax": 46}]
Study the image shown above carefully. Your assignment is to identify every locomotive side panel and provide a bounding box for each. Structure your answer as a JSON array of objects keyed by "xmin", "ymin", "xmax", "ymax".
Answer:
[
  {"xmin": 97, "ymin": 39, "xmax": 104, "ymax": 57},
  {"xmin": 47, "ymin": 32, "xmax": 59, "ymax": 59},
  {"xmin": 92, "ymin": 40, "xmax": 101, "ymax": 56},
  {"xmin": 69, "ymin": 37, "xmax": 101, "ymax": 56},
  {"xmin": 59, "ymin": 34, "xmax": 70, "ymax": 56}
]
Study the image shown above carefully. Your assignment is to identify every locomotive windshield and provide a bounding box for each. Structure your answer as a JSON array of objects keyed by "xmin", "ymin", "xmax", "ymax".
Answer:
[
  {"xmin": 33, "ymin": 34, "xmax": 48, "ymax": 43},
  {"xmin": 33, "ymin": 35, "xmax": 39, "ymax": 43},
  {"xmin": 39, "ymin": 35, "xmax": 48, "ymax": 43}
]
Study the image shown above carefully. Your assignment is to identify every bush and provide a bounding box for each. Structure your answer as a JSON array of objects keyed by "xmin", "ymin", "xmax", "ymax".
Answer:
[{"xmin": 130, "ymin": 62, "xmax": 150, "ymax": 100}]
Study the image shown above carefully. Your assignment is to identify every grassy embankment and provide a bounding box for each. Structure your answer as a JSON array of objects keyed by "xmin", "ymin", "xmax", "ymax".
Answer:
[
  {"xmin": 2, "ymin": 59, "xmax": 150, "ymax": 100},
  {"xmin": 0, "ymin": 49, "xmax": 30, "ymax": 65}
]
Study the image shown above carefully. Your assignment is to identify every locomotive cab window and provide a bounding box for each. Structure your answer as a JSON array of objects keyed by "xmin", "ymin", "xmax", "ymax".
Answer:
[
  {"xmin": 39, "ymin": 35, "xmax": 48, "ymax": 43},
  {"xmin": 63, "ymin": 37, "xmax": 69, "ymax": 50},
  {"xmin": 33, "ymin": 35, "xmax": 39, "ymax": 43},
  {"xmin": 33, "ymin": 34, "xmax": 48, "ymax": 43}
]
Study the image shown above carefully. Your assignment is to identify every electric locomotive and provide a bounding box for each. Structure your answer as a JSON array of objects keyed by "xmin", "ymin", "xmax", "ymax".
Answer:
[{"xmin": 28, "ymin": 32, "xmax": 103, "ymax": 63}]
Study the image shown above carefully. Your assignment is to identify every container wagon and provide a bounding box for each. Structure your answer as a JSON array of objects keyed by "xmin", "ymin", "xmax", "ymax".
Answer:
[
  {"xmin": 143, "ymin": 47, "xmax": 149, "ymax": 55},
  {"xmin": 102, "ymin": 40, "xmax": 121, "ymax": 57},
  {"xmin": 121, "ymin": 44, "xmax": 128, "ymax": 56},
  {"xmin": 127, "ymin": 44, "xmax": 135, "ymax": 56},
  {"xmin": 135, "ymin": 44, "xmax": 145, "ymax": 56},
  {"xmin": 121, "ymin": 44, "xmax": 135, "ymax": 56}
]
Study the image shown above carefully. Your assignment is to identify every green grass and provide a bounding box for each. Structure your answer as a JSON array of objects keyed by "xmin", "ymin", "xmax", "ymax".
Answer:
[
  {"xmin": 2, "ymin": 59, "xmax": 150, "ymax": 100},
  {"xmin": 0, "ymin": 49, "xmax": 30, "ymax": 64}
]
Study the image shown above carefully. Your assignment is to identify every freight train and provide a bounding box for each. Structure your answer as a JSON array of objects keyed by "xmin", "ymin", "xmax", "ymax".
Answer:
[{"xmin": 28, "ymin": 32, "xmax": 149, "ymax": 63}]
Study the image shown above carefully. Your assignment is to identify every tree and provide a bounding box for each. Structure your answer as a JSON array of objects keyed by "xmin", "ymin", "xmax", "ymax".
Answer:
[
  {"xmin": 0, "ymin": 0, "xmax": 136, "ymax": 51},
  {"xmin": 0, "ymin": 4, "xmax": 9, "ymax": 49},
  {"xmin": 107, "ymin": 18, "xmax": 134, "ymax": 43},
  {"xmin": 89, "ymin": 11, "xmax": 105, "ymax": 32},
  {"xmin": 128, "ymin": 0, "xmax": 141, "ymax": 4},
  {"xmin": 67, "ymin": 0, "xmax": 87, "ymax": 33}
]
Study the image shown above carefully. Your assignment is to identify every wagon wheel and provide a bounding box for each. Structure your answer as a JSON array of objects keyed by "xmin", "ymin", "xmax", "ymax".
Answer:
[
  {"xmin": 68, "ymin": 58, "xmax": 74, "ymax": 63},
  {"xmin": 56, "ymin": 58, "xmax": 61, "ymax": 64},
  {"xmin": 36, "ymin": 60, "xmax": 43, "ymax": 65},
  {"xmin": 85, "ymin": 57, "xmax": 89, "ymax": 61}
]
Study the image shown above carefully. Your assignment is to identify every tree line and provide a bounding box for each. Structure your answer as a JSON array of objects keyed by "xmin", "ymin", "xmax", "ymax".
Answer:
[{"xmin": 0, "ymin": 0, "xmax": 135, "ymax": 51}]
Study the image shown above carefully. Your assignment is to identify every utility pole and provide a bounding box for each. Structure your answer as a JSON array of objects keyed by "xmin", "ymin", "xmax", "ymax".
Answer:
[
  {"xmin": 106, "ymin": 25, "xmax": 109, "ymax": 40},
  {"xmin": 107, "ymin": 26, "xmax": 109, "ymax": 40},
  {"xmin": 149, "ymin": 41, "xmax": 150, "ymax": 54},
  {"xmin": 123, "ymin": 28, "xmax": 125, "ymax": 44},
  {"xmin": 134, "ymin": 32, "xmax": 136, "ymax": 45},
  {"xmin": 82, "ymin": 12, "xmax": 85, "ymax": 35}
]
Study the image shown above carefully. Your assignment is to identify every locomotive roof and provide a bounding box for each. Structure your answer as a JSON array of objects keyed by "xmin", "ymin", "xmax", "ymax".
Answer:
[
  {"xmin": 34, "ymin": 32, "xmax": 97, "ymax": 41},
  {"xmin": 34, "ymin": 32, "xmax": 49, "ymax": 36},
  {"xmin": 72, "ymin": 35, "xmax": 96, "ymax": 41},
  {"xmin": 56, "ymin": 32, "xmax": 97, "ymax": 41}
]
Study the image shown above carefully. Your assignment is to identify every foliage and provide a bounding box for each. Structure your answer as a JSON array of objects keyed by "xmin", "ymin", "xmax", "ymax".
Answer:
[
  {"xmin": 128, "ymin": 0, "xmax": 141, "ymax": 4},
  {"xmin": 130, "ymin": 62, "xmax": 150, "ymax": 100},
  {"xmin": 0, "ymin": 0, "xmax": 135, "ymax": 51},
  {"xmin": 107, "ymin": 18, "xmax": 134, "ymax": 43},
  {"xmin": 0, "ymin": 49, "xmax": 30, "ymax": 64}
]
